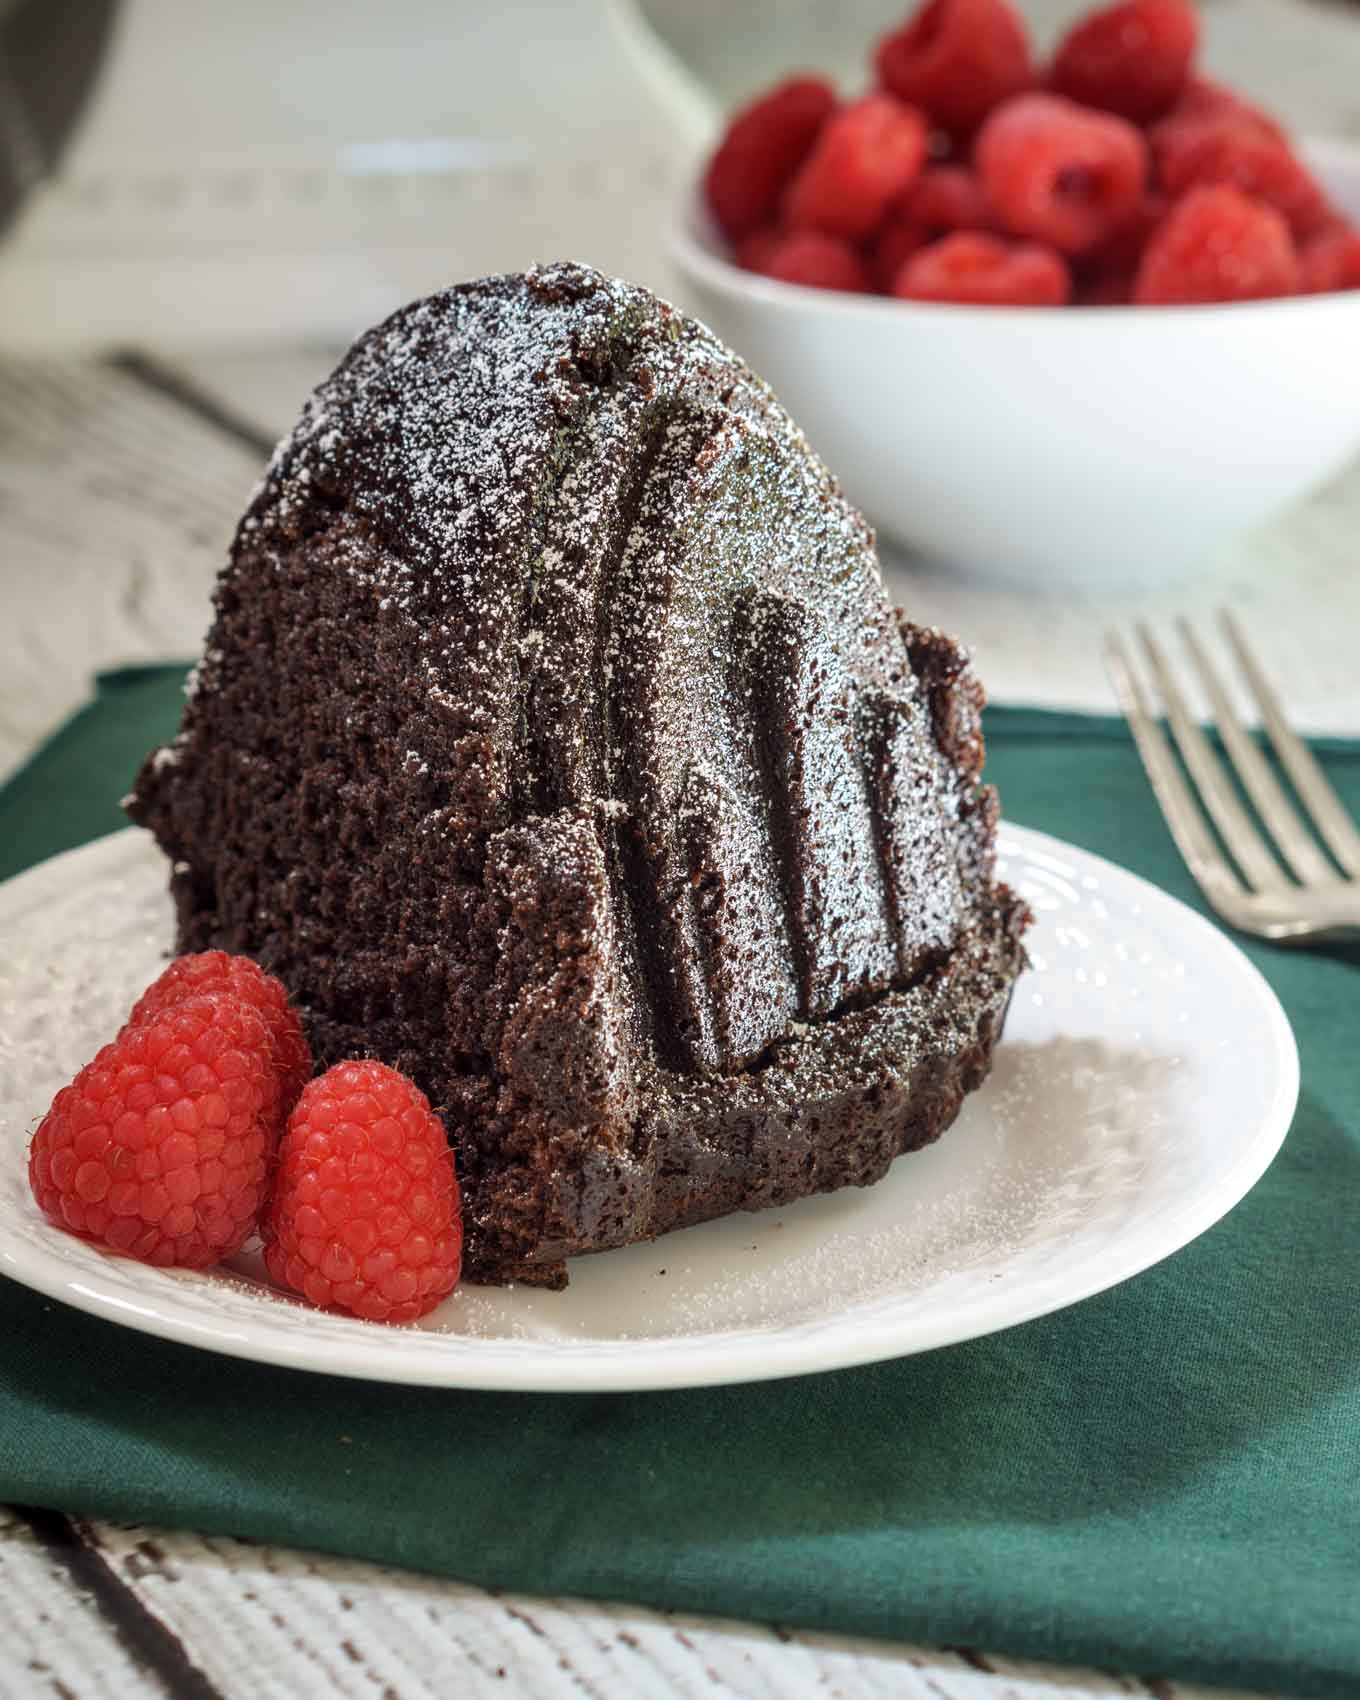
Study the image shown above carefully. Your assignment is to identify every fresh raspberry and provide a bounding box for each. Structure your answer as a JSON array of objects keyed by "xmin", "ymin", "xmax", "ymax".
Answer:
[
  {"xmin": 875, "ymin": 0, "xmax": 1031, "ymax": 134},
  {"xmin": 898, "ymin": 164, "xmax": 995, "ymax": 232},
  {"xmin": 28, "ymin": 994, "xmax": 276, "ymax": 1268},
  {"xmin": 755, "ymin": 229, "xmax": 872, "ymax": 292},
  {"xmin": 128, "ymin": 950, "xmax": 312, "ymax": 1122},
  {"xmin": 869, "ymin": 217, "xmax": 930, "ymax": 290},
  {"xmin": 871, "ymin": 166, "xmax": 995, "ymax": 287},
  {"xmin": 976, "ymin": 93, "xmax": 1148, "ymax": 255},
  {"xmin": 893, "ymin": 231, "xmax": 1071, "ymax": 304},
  {"xmin": 1133, "ymin": 184, "xmax": 1300, "ymax": 304},
  {"xmin": 1299, "ymin": 226, "xmax": 1360, "ymax": 294},
  {"xmin": 1051, "ymin": 0, "xmax": 1197, "ymax": 122},
  {"xmin": 1161, "ymin": 76, "xmax": 1285, "ymax": 143},
  {"xmin": 735, "ymin": 226, "xmax": 784, "ymax": 272},
  {"xmin": 262, "ymin": 1061, "xmax": 462, "ymax": 1323},
  {"xmin": 703, "ymin": 77, "xmax": 837, "ymax": 242},
  {"xmin": 1083, "ymin": 190, "xmax": 1166, "ymax": 276},
  {"xmin": 1152, "ymin": 117, "xmax": 1334, "ymax": 240},
  {"xmin": 784, "ymin": 94, "xmax": 928, "ymax": 239}
]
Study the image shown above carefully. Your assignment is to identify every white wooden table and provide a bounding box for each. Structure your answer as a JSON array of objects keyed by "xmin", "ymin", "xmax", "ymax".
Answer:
[{"xmin": 5, "ymin": 344, "xmax": 1354, "ymax": 1700}]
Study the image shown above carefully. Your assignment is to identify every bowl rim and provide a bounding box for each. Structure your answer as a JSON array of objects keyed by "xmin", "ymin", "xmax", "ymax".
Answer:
[{"xmin": 669, "ymin": 134, "xmax": 1360, "ymax": 323}]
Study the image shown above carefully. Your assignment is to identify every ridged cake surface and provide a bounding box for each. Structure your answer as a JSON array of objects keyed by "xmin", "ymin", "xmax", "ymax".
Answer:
[{"xmin": 129, "ymin": 262, "xmax": 1028, "ymax": 1285}]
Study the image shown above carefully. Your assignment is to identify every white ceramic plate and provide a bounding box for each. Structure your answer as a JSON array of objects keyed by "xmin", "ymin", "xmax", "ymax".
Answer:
[{"xmin": 0, "ymin": 827, "xmax": 1297, "ymax": 1392}]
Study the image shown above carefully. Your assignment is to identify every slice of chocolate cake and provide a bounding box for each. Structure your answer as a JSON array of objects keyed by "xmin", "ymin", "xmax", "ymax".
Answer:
[{"xmin": 127, "ymin": 262, "xmax": 1029, "ymax": 1288}]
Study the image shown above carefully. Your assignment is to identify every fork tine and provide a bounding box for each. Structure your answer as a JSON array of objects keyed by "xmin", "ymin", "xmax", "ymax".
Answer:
[
  {"xmin": 1177, "ymin": 620, "xmax": 1336, "ymax": 887},
  {"xmin": 1137, "ymin": 624, "xmax": 1289, "ymax": 894},
  {"xmin": 1221, "ymin": 610, "xmax": 1360, "ymax": 878},
  {"xmin": 1105, "ymin": 634, "xmax": 1248, "ymax": 915}
]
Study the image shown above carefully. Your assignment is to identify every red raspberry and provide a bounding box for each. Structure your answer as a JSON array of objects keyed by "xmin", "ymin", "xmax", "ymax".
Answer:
[
  {"xmin": 263, "ymin": 1061, "xmax": 462, "ymax": 1323},
  {"xmin": 869, "ymin": 218, "xmax": 930, "ymax": 290},
  {"xmin": 1083, "ymin": 190, "xmax": 1166, "ymax": 276},
  {"xmin": 899, "ymin": 164, "xmax": 995, "ymax": 232},
  {"xmin": 128, "ymin": 950, "xmax": 312, "ymax": 1121},
  {"xmin": 1052, "ymin": 0, "xmax": 1198, "ymax": 122},
  {"xmin": 1161, "ymin": 76, "xmax": 1285, "ymax": 143},
  {"xmin": 977, "ymin": 94, "xmax": 1148, "ymax": 255},
  {"xmin": 735, "ymin": 226, "xmax": 783, "ymax": 272},
  {"xmin": 893, "ymin": 231, "xmax": 1071, "ymax": 304},
  {"xmin": 1299, "ymin": 226, "xmax": 1360, "ymax": 294},
  {"xmin": 1152, "ymin": 117, "xmax": 1333, "ymax": 241},
  {"xmin": 703, "ymin": 77, "xmax": 837, "ymax": 242},
  {"xmin": 1133, "ymin": 184, "xmax": 1300, "ymax": 304},
  {"xmin": 755, "ymin": 229, "xmax": 872, "ymax": 292},
  {"xmin": 872, "ymin": 166, "xmax": 995, "ymax": 287},
  {"xmin": 784, "ymin": 94, "xmax": 928, "ymax": 239},
  {"xmin": 28, "ymin": 994, "xmax": 276, "ymax": 1268},
  {"xmin": 875, "ymin": 0, "xmax": 1031, "ymax": 134}
]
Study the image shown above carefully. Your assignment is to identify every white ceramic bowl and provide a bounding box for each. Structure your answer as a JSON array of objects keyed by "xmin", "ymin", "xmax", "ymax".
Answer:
[{"xmin": 669, "ymin": 141, "xmax": 1360, "ymax": 592}]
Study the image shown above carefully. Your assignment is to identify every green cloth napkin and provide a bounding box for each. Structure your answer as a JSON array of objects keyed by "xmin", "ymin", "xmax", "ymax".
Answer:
[{"xmin": 2, "ymin": 667, "xmax": 1358, "ymax": 1699}]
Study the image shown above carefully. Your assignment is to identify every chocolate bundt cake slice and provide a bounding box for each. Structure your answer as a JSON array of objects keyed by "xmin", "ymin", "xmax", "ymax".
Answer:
[{"xmin": 128, "ymin": 262, "xmax": 1029, "ymax": 1287}]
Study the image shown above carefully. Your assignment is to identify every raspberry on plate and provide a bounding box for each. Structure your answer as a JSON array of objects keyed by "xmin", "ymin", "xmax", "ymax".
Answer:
[
  {"xmin": 28, "ymin": 993, "xmax": 277, "ymax": 1268},
  {"xmin": 783, "ymin": 93, "xmax": 928, "ymax": 239},
  {"xmin": 875, "ymin": 0, "xmax": 1031, "ymax": 134},
  {"xmin": 977, "ymin": 93, "xmax": 1148, "ymax": 255},
  {"xmin": 1152, "ymin": 117, "xmax": 1334, "ymax": 241},
  {"xmin": 262, "ymin": 1061, "xmax": 462, "ymax": 1323},
  {"xmin": 892, "ymin": 231, "xmax": 1071, "ymax": 304},
  {"xmin": 1052, "ymin": 0, "xmax": 1198, "ymax": 122},
  {"xmin": 128, "ymin": 949, "xmax": 312, "ymax": 1122},
  {"xmin": 703, "ymin": 76, "xmax": 837, "ymax": 242},
  {"xmin": 1133, "ymin": 183, "xmax": 1300, "ymax": 303},
  {"xmin": 756, "ymin": 229, "xmax": 872, "ymax": 292},
  {"xmin": 1299, "ymin": 226, "xmax": 1360, "ymax": 294}
]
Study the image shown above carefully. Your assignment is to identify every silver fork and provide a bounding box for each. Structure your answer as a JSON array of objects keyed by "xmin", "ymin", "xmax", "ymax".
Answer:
[{"xmin": 1106, "ymin": 612, "xmax": 1360, "ymax": 943}]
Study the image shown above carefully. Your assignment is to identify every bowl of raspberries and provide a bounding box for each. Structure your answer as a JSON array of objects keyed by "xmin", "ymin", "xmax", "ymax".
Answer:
[{"xmin": 670, "ymin": 0, "xmax": 1360, "ymax": 590}]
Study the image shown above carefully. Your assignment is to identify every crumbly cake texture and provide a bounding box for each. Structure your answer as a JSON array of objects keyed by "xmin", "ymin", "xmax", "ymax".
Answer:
[{"xmin": 128, "ymin": 262, "xmax": 1029, "ymax": 1287}]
